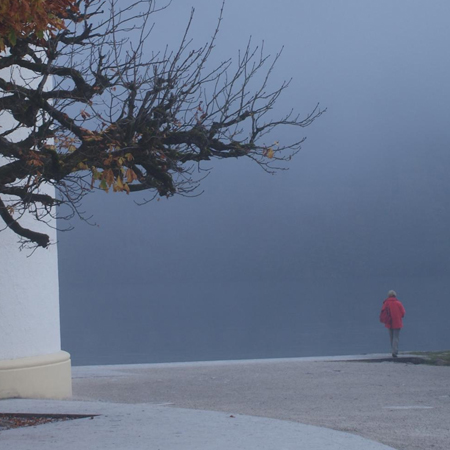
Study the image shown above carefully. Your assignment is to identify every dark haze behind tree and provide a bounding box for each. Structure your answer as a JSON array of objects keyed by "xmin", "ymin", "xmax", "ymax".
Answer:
[{"xmin": 0, "ymin": 0, "xmax": 323, "ymax": 249}]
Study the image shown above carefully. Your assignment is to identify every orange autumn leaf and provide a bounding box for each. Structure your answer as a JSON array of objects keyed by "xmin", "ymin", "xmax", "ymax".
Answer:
[
  {"xmin": 0, "ymin": 0, "xmax": 79, "ymax": 51},
  {"xmin": 103, "ymin": 169, "xmax": 115, "ymax": 187},
  {"xmin": 125, "ymin": 168, "xmax": 138, "ymax": 183}
]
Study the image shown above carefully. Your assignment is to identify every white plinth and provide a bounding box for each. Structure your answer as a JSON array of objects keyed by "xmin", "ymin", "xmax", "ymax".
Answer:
[{"xmin": 0, "ymin": 351, "xmax": 72, "ymax": 399}]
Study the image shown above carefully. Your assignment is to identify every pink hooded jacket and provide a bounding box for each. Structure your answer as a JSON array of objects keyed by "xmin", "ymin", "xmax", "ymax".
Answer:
[{"xmin": 381, "ymin": 297, "xmax": 406, "ymax": 329}]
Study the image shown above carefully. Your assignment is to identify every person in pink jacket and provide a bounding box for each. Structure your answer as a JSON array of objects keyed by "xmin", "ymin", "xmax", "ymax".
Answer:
[{"xmin": 380, "ymin": 290, "xmax": 406, "ymax": 357}]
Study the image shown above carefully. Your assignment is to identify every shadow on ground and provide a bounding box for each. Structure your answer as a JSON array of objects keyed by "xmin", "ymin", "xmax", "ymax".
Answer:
[{"xmin": 349, "ymin": 356, "xmax": 450, "ymax": 366}]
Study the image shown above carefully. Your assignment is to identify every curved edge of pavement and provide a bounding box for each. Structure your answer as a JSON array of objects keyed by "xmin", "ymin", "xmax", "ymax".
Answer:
[{"xmin": 0, "ymin": 399, "xmax": 396, "ymax": 450}]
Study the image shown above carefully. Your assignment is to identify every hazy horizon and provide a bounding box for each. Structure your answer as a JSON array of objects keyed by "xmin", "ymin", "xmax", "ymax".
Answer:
[{"xmin": 58, "ymin": 0, "xmax": 450, "ymax": 365}]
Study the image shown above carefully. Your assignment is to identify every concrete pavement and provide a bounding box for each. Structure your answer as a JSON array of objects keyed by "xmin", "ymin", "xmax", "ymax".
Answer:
[
  {"xmin": 1, "ymin": 353, "xmax": 449, "ymax": 449},
  {"xmin": 0, "ymin": 398, "xmax": 394, "ymax": 450}
]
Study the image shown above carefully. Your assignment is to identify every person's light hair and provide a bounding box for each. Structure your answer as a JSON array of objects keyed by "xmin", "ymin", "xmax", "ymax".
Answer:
[{"xmin": 388, "ymin": 290, "xmax": 397, "ymax": 297}]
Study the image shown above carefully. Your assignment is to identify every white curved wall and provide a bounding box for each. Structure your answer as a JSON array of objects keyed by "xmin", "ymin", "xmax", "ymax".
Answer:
[
  {"xmin": 0, "ymin": 61, "xmax": 71, "ymax": 399},
  {"xmin": 0, "ymin": 62, "xmax": 62, "ymax": 361},
  {"xmin": 0, "ymin": 221, "xmax": 61, "ymax": 360}
]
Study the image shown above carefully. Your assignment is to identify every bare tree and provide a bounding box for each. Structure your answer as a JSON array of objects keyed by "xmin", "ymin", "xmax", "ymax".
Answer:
[{"xmin": 0, "ymin": 0, "xmax": 324, "ymax": 249}]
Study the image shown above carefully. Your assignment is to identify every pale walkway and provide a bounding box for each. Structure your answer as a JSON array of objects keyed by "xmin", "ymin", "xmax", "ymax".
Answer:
[{"xmin": 1, "ymin": 354, "xmax": 449, "ymax": 449}]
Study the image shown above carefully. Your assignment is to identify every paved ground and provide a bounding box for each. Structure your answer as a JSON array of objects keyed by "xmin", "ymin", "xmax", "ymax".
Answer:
[{"xmin": 1, "ymin": 354, "xmax": 449, "ymax": 449}]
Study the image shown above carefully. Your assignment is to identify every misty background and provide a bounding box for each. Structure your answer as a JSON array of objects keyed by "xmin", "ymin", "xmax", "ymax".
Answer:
[{"xmin": 58, "ymin": 0, "xmax": 450, "ymax": 365}]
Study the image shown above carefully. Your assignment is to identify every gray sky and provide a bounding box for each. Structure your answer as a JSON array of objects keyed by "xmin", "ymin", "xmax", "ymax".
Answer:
[{"xmin": 58, "ymin": 1, "xmax": 450, "ymax": 364}]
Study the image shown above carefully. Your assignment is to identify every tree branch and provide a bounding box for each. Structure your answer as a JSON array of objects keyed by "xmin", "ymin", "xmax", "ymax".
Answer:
[{"xmin": 0, "ymin": 196, "xmax": 50, "ymax": 248}]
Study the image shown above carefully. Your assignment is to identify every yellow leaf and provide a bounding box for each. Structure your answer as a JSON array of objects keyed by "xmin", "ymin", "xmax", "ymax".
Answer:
[
  {"xmin": 267, "ymin": 148, "xmax": 274, "ymax": 159},
  {"xmin": 115, "ymin": 176, "xmax": 124, "ymax": 190},
  {"xmin": 126, "ymin": 168, "xmax": 138, "ymax": 183},
  {"xmin": 77, "ymin": 162, "xmax": 89, "ymax": 170},
  {"xmin": 91, "ymin": 167, "xmax": 101, "ymax": 180}
]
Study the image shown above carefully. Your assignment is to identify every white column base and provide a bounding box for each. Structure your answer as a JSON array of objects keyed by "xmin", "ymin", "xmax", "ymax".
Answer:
[{"xmin": 0, "ymin": 351, "xmax": 72, "ymax": 399}]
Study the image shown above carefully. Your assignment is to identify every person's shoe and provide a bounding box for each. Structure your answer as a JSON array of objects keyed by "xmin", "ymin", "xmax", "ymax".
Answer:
[{"xmin": 392, "ymin": 354, "xmax": 398, "ymax": 358}]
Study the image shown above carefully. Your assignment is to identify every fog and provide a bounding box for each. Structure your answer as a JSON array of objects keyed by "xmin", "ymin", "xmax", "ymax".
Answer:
[{"xmin": 58, "ymin": 0, "xmax": 450, "ymax": 365}]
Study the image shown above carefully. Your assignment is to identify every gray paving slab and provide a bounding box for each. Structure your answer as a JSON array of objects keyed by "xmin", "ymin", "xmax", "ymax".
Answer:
[{"xmin": 0, "ymin": 399, "xmax": 394, "ymax": 450}]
